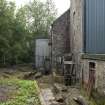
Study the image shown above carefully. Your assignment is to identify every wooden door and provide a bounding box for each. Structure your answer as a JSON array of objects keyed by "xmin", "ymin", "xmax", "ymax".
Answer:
[{"xmin": 88, "ymin": 62, "xmax": 96, "ymax": 96}]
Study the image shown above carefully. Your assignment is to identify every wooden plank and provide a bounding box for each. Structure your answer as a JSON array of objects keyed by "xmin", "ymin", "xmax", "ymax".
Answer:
[{"xmin": 63, "ymin": 61, "xmax": 74, "ymax": 65}]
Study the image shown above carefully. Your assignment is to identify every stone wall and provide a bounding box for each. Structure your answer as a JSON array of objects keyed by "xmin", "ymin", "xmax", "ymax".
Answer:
[
  {"xmin": 52, "ymin": 9, "xmax": 70, "ymax": 68},
  {"xmin": 70, "ymin": 0, "xmax": 105, "ymax": 92},
  {"xmin": 70, "ymin": 0, "xmax": 83, "ymax": 78},
  {"xmin": 82, "ymin": 59, "xmax": 105, "ymax": 93},
  {"xmin": 70, "ymin": 0, "xmax": 105, "ymax": 93}
]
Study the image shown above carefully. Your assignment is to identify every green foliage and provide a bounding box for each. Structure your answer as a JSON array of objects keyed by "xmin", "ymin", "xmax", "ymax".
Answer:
[
  {"xmin": 91, "ymin": 90, "xmax": 105, "ymax": 105},
  {"xmin": 0, "ymin": 0, "xmax": 57, "ymax": 65},
  {"xmin": 0, "ymin": 79, "xmax": 41, "ymax": 105},
  {"xmin": 80, "ymin": 88, "xmax": 105, "ymax": 105},
  {"xmin": 27, "ymin": 0, "xmax": 57, "ymax": 36}
]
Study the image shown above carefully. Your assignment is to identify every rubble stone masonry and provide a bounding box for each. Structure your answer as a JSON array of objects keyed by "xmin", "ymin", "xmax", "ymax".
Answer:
[
  {"xmin": 52, "ymin": 10, "xmax": 70, "ymax": 68},
  {"xmin": 70, "ymin": 0, "xmax": 83, "ymax": 78},
  {"xmin": 82, "ymin": 59, "xmax": 105, "ymax": 93}
]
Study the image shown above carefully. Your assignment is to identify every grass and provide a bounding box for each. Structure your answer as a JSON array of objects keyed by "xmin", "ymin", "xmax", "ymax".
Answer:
[
  {"xmin": 0, "ymin": 78, "xmax": 41, "ymax": 105},
  {"xmin": 91, "ymin": 90, "xmax": 105, "ymax": 105},
  {"xmin": 80, "ymin": 88, "xmax": 105, "ymax": 105}
]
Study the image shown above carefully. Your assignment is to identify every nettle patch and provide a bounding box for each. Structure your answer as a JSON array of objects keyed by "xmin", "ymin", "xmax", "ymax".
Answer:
[{"xmin": 0, "ymin": 79, "xmax": 41, "ymax": 105}]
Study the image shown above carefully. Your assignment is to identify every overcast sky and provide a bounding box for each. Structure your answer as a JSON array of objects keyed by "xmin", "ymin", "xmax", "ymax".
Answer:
[{"xmin": 8, "ymin": 0, "xmax": 70, "ymax": 17}]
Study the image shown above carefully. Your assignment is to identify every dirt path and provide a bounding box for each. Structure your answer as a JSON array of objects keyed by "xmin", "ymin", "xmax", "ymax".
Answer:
[
  {"xmin": 40, "ymin": 88, "xmax": 56, "ymax": 105},
  {"xmin": 65, "ymin": 87, "xmax": 81, "ymax": 105},
  {"xmin": 37, "ymin": 75, "xmax": 81, "ymax": 105},
  {"xmin": 0, "ymin": 85, "xmax": 17, "ymax": 102},
  {"xmin": 39, "ymin": 86, "xmax": 81, "ymax": 105}
]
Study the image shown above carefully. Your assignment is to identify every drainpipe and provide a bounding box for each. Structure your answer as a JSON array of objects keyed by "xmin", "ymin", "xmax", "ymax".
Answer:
[
  {"xmin": 51, "ymin": 25, "xmax": 53, "ymax": 73},
  {"xmin": 50, "ymin": 24, "xmax": 54, "ymax": 85}
]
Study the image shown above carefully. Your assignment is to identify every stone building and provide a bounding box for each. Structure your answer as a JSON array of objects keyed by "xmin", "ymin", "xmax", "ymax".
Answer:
[
  {"xmin": 70, "ymin": 0, "xmax": 105, "ymax": 94},
  {"xmin": 51, "ymin": 9, "xmax": 70, "ymax": 74},
  {"xmin": 51, "ymin": 0, "xmax": 105, "ymax": 94}
]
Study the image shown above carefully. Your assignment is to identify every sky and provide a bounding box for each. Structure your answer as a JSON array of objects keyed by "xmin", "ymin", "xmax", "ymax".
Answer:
[{"xmin": 8, "ymin": 0, "xmax": 70, "ymax": 17}]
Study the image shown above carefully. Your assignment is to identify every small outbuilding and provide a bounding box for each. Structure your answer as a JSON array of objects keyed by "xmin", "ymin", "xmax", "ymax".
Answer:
[{"xmin": 35, "ymin": 38, "xmax": 50, "ymax": 73}]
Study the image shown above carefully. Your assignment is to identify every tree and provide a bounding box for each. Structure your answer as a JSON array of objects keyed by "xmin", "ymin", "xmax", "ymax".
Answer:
[
  {"xmin": 0, "ymin": 0, "xmax": 16, "ymax": 65},
  {"xmin": 26, "ymin": 0, "xmax": 57, "ymax": 37},
  {"xmin": 0, "ymin": 0, "xmax": 57, "ymax": 66}
]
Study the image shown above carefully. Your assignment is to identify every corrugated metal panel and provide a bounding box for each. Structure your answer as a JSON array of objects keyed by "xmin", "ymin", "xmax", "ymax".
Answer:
[{"xmin": 85, "ymin": 0, "xmax": 105, "ymax": 54}]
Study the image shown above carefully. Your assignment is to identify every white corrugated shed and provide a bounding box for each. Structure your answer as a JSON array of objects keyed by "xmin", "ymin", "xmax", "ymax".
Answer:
[{"xmin": 35, "ymin": 39, "xmax": 49, "ymax": 68}]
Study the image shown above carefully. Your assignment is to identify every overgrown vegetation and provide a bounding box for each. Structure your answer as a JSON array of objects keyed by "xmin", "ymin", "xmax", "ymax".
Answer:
[
  {"xmin": 92, "ymin": 90, "xmax": 105, "ymax": 105},
  {"xmin": 0, "ymin": 0, "xmax": 57, "ymax": 65},
  {"xmin": 80, "ymin": 88, "xmax": 105, "ymax": 105},
  {"xmin": 80, "ymin": 88, "xmax": 97, "ymax": 105},
  {"xmin": 0, "ymin": 78, "xmax": 41, "ymax": 105}
]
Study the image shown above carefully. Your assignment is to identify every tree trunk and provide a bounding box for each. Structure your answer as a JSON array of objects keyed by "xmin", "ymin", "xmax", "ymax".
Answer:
[{"xmin": 3, "ymin": 55, "xmax": 6, "ymax": 65}]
